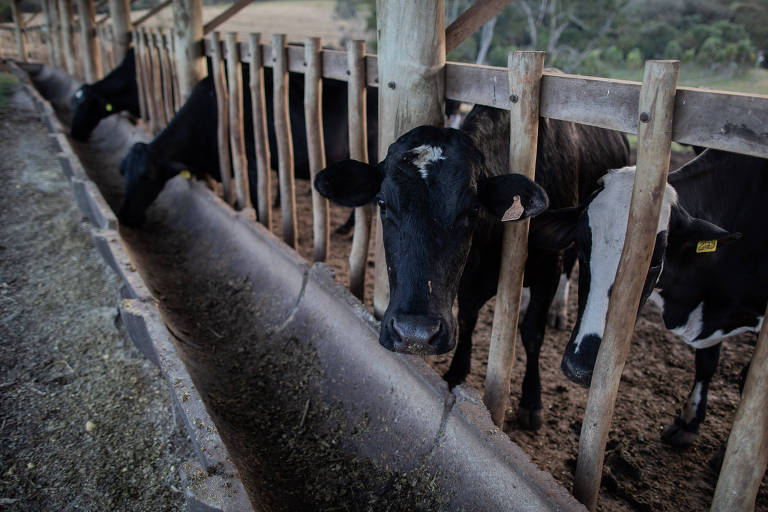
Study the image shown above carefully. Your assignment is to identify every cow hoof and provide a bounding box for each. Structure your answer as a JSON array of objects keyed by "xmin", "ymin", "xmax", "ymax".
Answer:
[
  {"xmin": 517, "ymin": 407, "xmax": 542, "ymax": 430},
  {"xmin": 660, "ymin": 418, "xmax": 699, "ymax": 447}
]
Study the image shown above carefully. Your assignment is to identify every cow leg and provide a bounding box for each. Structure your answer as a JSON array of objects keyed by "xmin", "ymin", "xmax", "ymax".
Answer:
[
  {"xmin": 661, "ymin": 343, "xmax": 721, "ymax": 447},
  {"xmin": 443, "ymin": 295, "xmax": 485, "ymax": 388},
  {"xmin": 517, "ymin": 251, "xmax": 561, "ymax": 430}
]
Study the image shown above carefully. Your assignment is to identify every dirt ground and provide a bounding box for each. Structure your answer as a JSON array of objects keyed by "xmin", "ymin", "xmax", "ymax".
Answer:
[{"xmin": 0, "ymin": 76, "xmax": 195, "ymax": 511}]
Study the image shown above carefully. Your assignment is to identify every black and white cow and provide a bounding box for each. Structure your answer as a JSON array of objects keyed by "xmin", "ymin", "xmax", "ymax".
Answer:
[
  {"xmin": 533, "ymin": 148, "xmax": 767, "ymax": 445},
  {"xmin": 314, "ymin": 105, "xmax": 629, "ymax": 428},
  {"xmin": 71, "ymin": 47, "xmax": 141, "ymax": 141}
]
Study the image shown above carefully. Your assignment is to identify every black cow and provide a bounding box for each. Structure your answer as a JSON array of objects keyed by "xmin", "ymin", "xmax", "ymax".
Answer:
[
  {"xmin": 71, "ymin": 47, "xmax": 140, "ymax": 141},
  {"xmin": 314, "ymin": 105, "xmax": 629, "ymax": 428},
  {"xmin": 533, "ymin": 148, "xmax": 767, "ymax": 446}
]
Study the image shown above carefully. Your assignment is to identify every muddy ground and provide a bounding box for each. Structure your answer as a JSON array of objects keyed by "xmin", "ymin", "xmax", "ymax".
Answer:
[{"xmin": 0, "ymin": 76, "xmax": 195, "ymax": 510}]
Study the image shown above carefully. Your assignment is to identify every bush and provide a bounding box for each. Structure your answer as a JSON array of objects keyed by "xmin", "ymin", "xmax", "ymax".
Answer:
[
  {"xmin": 664, "ymin": 40, "xmax": 683, "ymax": 60},
  {"xmin": 603, "ymin": 45, "xmax": 624, "ymax": 66},
  {"xmin": 626, "ymin": 48, "xmax": 644, "ymax": 69}
]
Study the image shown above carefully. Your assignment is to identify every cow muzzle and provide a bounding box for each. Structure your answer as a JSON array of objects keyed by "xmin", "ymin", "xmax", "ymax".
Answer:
[{"xmin": 380, "ymin": 314, "xmax": 451, "ymax": 356}]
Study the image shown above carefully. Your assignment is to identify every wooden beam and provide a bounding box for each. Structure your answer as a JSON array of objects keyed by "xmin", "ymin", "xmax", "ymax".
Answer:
[
  {"xmin": 172, "ymin": 0, "xmax": 204, "ymax": 102},
  {"xmin": 42, "ymin": 0, "xmax": 55, "ymax": 64},
  {"xmin": 445, "ymin": 0, "xmax": 512, "ymax": 53},
  {"xmin": 58, "ymin": 0, "xmax": 76, "ymax": 74},
  {"xmin": 133, "ymin": 0, "xmax": 171, "ymax": 26},
  {"xmin": 304, "ymin": 37, "xmax": 328, "ymax": 262},
  {"xmin": 47, "ymin": 0, "xmax": 63, "ymax": 67},
  {"xmin": 75, "ymin": 0, "xmax": 102, "ymax": 81},
  {"xmin": 573, "ymin": 60, "xmax": 679, "ymax": 511},
  {"xmin": 202, "ymin": 0, "xmax": 252, "ymax": 35},
  {"xmin": 107, "ymin": 0, "xmax": 131, "ymax": 62}
]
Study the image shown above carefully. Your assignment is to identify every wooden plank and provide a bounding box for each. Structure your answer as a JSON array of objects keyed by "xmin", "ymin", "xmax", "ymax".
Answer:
[
  {"xmin": 711, "ymin": 301, "xmax": 768, "ymax": 511},
  {"xmin": 167, "ymin": 28, "xmax": 181, "ymax": 112},
  {"xmin": 157, "ymin": 29, "xmax": 174, "ymax": 123},
  {"xmin": 58, "ymin": 0, "xmax": 76, "ymax": 74},
  {"xmin": 75, "ymin": 0, "xmax": 102, "ymax": 81},
  {"xmin": 47, "ymin": 0, "xmax": 63, "ymax": 68},
  {"xmin": 484, "ymin": 51, "xmax": 544, "ymax": 428},
  {"xmin": 210, "ymin": 31, "xmax": 235, "ymax": 205},
  {"xmin": 304, "ymin": 37, "xmax": 328, "ymax": 262},
  {"xmin": 248, "ymin": 32, "xmax": 272, "ymax": 228},
  {"xmin": 41, "ymin": 0, "xmax": 55, "ymax": 64},
  {"xmin": 133, "ymin": 0, "xmax": 171, "ymax": 26},
  {"xmin": 573, "ymin": 60, "xmax": 679, "ymax": 511},
  {"xmin": 172, "ymin": 0, "xmax": 204, "ymax": 102},
  {"xmin": 98, "ymin": 24, "xmax": 110, "ymax": 71},
  {"xmin": 202, "ymin": 0, "xmax": 251, "ymax": 35},
  {"xmin": 107, "ymin": 0, "xmax": 131, "ymax": 62},
  {"xmin": 132, "ymin": 28, "xmax": 149, "ymax": 127},
  {"xmin": 272, "ymin": 33, "xmax": 298, "ymax": 249},
  {"xmin": 347, "ymin": 39, "xmax": 372, "ymax": 301},
  {"xmin": 146, "ymin": 27, "xmax": 166, "ymax": 131},
  {"xmin": 225, "ymin": 32, "xmax": 251, "ymax": 211},
  {"xmin": 445, "ymin": 0, "xmax": 513, "ymax": 53}
]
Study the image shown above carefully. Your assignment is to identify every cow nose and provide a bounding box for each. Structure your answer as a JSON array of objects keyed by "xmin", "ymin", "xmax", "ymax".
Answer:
[{"xmin": 391, "ymin": 315, "xmax": 443, "ymax": 355}]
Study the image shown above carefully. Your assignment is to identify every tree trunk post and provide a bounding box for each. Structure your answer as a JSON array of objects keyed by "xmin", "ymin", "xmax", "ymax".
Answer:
[
  {"xmin": 107, "ymin": 0, "xmax": 131, "ymax": 63},
  {"xmin": 210, "ymin": 30, "xmax": 235, "ymax": 206},
  {"xmin": 225, "ymin": 32, "xmax": 251, "ymax": 211},
  {"xmin": 10, "ymin": 0, "xmax": 28, "ymax": 62},
  {"xmin": 172, "ymin": 0, "xmax": 204, "ymax": 102},
  {"xmin": 75, "ymin": 0, "xmax": 102, "ymax": 81},
  {"xmin": 58, "ymin": 0, "xmax": 76, "ymax": 75},
  {"xmin": 304, "ymin": 36, "xmax": 328, "ymax": 262},
  {"xmin": 48, "ymin": 0, "xmax": 63, "ymax": 67}
]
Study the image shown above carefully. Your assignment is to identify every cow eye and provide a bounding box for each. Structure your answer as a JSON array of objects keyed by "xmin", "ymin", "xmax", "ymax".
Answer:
[{"xmin": 377, "ymin": 198, "xmax": 386, "ymax": 215}]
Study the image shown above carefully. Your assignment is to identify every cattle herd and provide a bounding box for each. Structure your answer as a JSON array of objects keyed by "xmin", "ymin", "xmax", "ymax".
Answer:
[{"xmin": 72, "ymin": 43, "xmax": 767, "ymax": 475}]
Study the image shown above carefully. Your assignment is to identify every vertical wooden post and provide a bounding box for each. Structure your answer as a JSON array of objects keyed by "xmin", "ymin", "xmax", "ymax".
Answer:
[
  {"xmin": 711, "ymin": 301, "xmax": 768, "ymax": 511},
  {"xmin": 272, "ymin": 33, "xmax": 298, "ymax": 249},
  {"xmin": 304, "ymin": 37, "xmax": 328, "ymax": 261},
  {"xmin": 158, "ymin": 30, "xmax": 174, "ymax": 121},
  {"xmin": 225, "ymin": 32, "xmax": 251, "ymax": 211},
  {"xmin": 249, "ymin": 33, "xmax": 272, "ymax": 228},
  {"xmin": 172, "ymin": 0, "xmax": 204, "ymax": 102},
  {"xmin": 137, "ymin": 28, "xmax": 157, "ymax": 133},
  {"xmin": 58, "ymin": 0, "xmax": 76, "ymax": 74},
  {"xmin": 374, "ymin": 0, "xmax": 446, "ymax": 317},
  {"xmin": 347, "ymin": 39, "xmax": 372, "ymax": 300},
  {"xmin": 42, "ymin": 0, "xmax": 56, "ymax": 64},
  {"xmin": 48, "ymin": 0, "xmax": 63, "ymax": 67},
  {"xmin": 132, "ymin": 28, "xmax": 148, "ymax": 126},
  {"xmin": 210, "ymin": 31, "xmax": 235, "ymax": 205},
  {"xmin": 75, "ymin": 0, "xmax": 102, "ymax": 81},
  {"xmin": 10, "ymin": 0, "xmax": 28, "ymax": 61},
  {"xmin": 483, "ymin": 51, "xmax": 545, "ymax": 427},
  {"xmin": 149, "ymin": 29, "xmax": 167, "ymax": 130},
  {"xmin": 106, "ymin": 0, "xmax": 130, "ymax": 63},
  {"xmin": 573, "ymin": 60, "xmax": 679, "ymax": 511},
  {"xmin": 168, "ymin": 28, "xmax": 181, "ymax": 113}
]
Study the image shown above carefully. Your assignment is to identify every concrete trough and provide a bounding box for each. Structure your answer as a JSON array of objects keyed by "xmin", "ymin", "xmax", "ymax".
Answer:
[{"xmin": 13, "ymin": 61, "xmax": 586, "ymax": 512}]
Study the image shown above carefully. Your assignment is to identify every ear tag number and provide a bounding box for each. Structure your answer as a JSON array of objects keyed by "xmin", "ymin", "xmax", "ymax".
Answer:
[
  {"xmin": 179, "ymin": 170, "xmax": 192, "ymax": 180},
  {"xmin": 696, "ymin": 240, "xmax": 717, "ymax": 253},
  {"xmin": 105, "ymin": 103, "xmax": 113, "ymax": 112}
]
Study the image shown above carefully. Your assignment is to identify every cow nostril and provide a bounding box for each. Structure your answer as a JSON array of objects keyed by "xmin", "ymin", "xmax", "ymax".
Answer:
[
  {"xmin": 391, "ymin": 315, "xmax": 442, "ymax": 347},
  {"xmin": 428, "ymin": 320, "xmax": 444, "ymax": 346}
]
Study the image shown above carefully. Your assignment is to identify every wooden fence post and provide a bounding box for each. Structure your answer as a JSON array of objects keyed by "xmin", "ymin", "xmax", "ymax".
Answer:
[
  {"xmin": 42, "ymin": 0, "xmax": 56, "ymax": 64},
  {"xmin": 47, "ymin": 0, "xmax": 63, "ymax": 67},
  {"xmin": 137, "ymin": 28, "xmax": 156, "ymax": 133},
  {"xmin": 304, "ymin": 36, "xmax": 328, "ymax": 262},
  {"xmin": 158, "ymin": 30, "xmax": 174, "ymax": 121},
  {"xmin": 10, "ymin": 0, "xmax": 28, "ymax": 62},
  {"xmin": 711, "ymin": 301, "xmax": 768, "ymax": 511},
  {"xmin": 272, "ymin": 33, "xmax": 298, "ymax": 249},
  {"xmin": 225, "ymin": 32, "xmax": 251, "ymax": 211},
  {"xmin": 132, "ymin": 28, "xmax": 148, "ymax": 127},
  {"xmin": 58, "ymin": 0, "xmax": 76, "ymax": 74},
  {"xmin": 149, "ymin": 29, "xmax": 167, "ymax": 130},
  {"xmin": 210, "ymin": 31, "xmax": 235, "ymax": 205},
  {"xmin": 374, "ymin": 0, "xmax": 446, "ymax": 317},
  {"xmin": 483, "ymin": 50, "xmax": 545, "ymax": 427},
  {"xmin": 249, "ymin": 33, "xmax": 271, "ymax": 228},
  {"xmin": 347, "ymin": 39, "xmax": 372, "ymax": 300},
  {"xmin": 75, "ymin": 0, "xmax": 102, "ymax": 81},
  {"xmin": 172, "ymin": 0, "xmax": 204, "ymax": 102},
  {"xmin": 573, "ymin": 60, "xmax": 679, "ymax": 511},
  {"xmin": 106, "ymin": 0, "xmax": 130, "ymax": 63}
]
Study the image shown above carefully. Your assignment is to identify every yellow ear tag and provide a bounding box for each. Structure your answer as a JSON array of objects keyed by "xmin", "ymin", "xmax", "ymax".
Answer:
[
  {"xmin": 179, "ymin": 170, "xmax": 192, "ymax": 180},
  {"xmin": 105, "ymin": 103, "xmax": 113, "ymax": 112},
  {"xmin": 696, "ymin": 240, "xmax": 717, "ymax": 253}
]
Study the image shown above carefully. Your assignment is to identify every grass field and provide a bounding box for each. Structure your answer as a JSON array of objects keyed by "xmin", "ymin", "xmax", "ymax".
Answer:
[{"xmin": 604, "ymin": 64, "xmax": 768, "ymax": 95}]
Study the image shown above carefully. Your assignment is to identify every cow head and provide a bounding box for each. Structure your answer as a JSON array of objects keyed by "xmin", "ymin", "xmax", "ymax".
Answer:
[
  {"xmin": 315, "ymin": 125, "xmax": 548, "ymax": 356},
  {"xmin": 71, "ymin": 85, "xmax": 114, "ymax": 141},
  {"xmin": 118, "ymin": 142, "xmax": 187, "ymax": 227},
  {"xmin": 533, "ymin": 167, "xmax": 740, "ymax": 386}
]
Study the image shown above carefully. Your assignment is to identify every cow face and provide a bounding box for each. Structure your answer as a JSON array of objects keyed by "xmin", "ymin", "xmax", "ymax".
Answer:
[
  {"xmin": 71, "ymin": 85, "xmax": 113, "ymax": 141},
  {"xmin": 533, "ymin": 167, "xmax": 739, "ymax": 386},
  {"xmin": 315, "ymin": 125, "xmax": 548, "ymax": 356}
]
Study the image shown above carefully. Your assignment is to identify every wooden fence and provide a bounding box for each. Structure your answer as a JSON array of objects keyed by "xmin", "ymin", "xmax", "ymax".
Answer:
[{"xmin": 2, "ymin": 1, "xmax": 767, "ymax": 509}]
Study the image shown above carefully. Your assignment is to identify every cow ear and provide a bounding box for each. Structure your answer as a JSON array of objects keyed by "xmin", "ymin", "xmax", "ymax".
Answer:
[
  {"xmin": 676, "ymin": 216, "xmax": 742, "ymax": 252},
  {"xmin": 314, "ymin": 159, "xmax": 382, "ymax": 207},
  {"xmin": 529, "ymin": 206, "xmax": 581, "ymax": 251},
  {"xmin": 478, "ymin": 174, "xmax": 549, "ymax": 221}
]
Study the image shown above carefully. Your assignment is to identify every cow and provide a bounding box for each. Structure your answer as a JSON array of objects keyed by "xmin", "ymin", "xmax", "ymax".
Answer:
[
  {"xmin": 71, "ymin": 47, "xmax": 140, "ymax": 141},
  {"xmin": 532, "ymin": 148, "xmax": 767, "ymax": 446},
  {"xmin": 314, "ymin": 105, "xmax": 630, "ymax": 429}
]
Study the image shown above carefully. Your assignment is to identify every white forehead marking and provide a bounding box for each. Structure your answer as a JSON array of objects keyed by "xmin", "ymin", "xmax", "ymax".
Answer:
[
  {"xmin": 75, "ymin": 89, "xmax": 84, "ymax": 99},
  {"xmin": 410, "ymin": 144, "xmax": 445, "ymax": 181},
  {"xmin": 572, "ymin": 166, "xmax": 678, "ymax": 353}
]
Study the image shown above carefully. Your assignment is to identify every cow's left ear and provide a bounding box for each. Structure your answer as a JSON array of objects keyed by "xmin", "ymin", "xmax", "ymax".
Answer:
[
  {"xmin": 478, "ymin": 174, "xmax": 549, "ymax": 221},
  {"xmin": 675, "ymin": 214, "xmax": 742, "ymax": 251}
]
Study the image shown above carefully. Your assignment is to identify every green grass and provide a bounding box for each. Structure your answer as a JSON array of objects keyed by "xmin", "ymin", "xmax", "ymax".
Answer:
[
  {"xmin": 602, "ymin": 65, "xmax": 768, "ymax": 95},
  {"xmin": 0, "ymin": 72, "xmax": 18, "ymax": 110}
]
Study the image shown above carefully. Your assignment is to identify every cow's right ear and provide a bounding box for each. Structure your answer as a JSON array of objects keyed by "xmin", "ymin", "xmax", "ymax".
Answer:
[
  {"xmin": 529, "ymin": 206, "xmax": 582, "ymax": 251},
  {"xmin": 314, "ymin": 159, "xmax": 382, "ymax": 207}
]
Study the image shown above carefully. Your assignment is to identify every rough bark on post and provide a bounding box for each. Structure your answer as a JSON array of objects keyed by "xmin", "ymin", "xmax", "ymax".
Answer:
[
  {"xmin": 347, "ymin": 39, "xmax": 372, "ymax": 301},
  {"xmin": 10, "ymin": 0, "xmax": 28, "ymax": 62},
  {"xmin": 484, "ymin": 51, "xmax": 545, "ymax": 428},
  {"xmin": 107, "ymin": 0, "xmax": 130, "ymax": 63},
  {"xmin": 225, "ymin": 32, "xmax": 251, "ymax": 211},
  {"xmin": 573, "ymin": 60, "xmax": 679, "ymax": 511},
  {"xmin": 304, "ymin": 37, "xmax": 328, "ymax": 261},
  {"xmin": 210, "ymin": 31, "xmax": 235, "ymax": 206},
  {"xmin": 374, "ymin": 0, "xmax": 446, "ymax": 317},
  {"xmin": 58, "ymin": 0, "xmax": 76, "ymax": 74},
  {"xmin": 48, "ymin": 0, "xmax": 63, "ymax": 67},
  {"xmin": 711, "ymin": 300, "xmax": 768, "ymax": 511},
  {"xmin": 172, "ymin": 0, "xmax": 204, "ymax": 102},
  {"xmin": 272, "ymin": 33, "xmax": 298, "ymax": 249},
  {"xmin": 248, "ymin": 33, "xmax": 271, "ymax": 228},
  {"xmin": 75, "ymin": 0, "xmax": 102, "ymax": 81}
]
